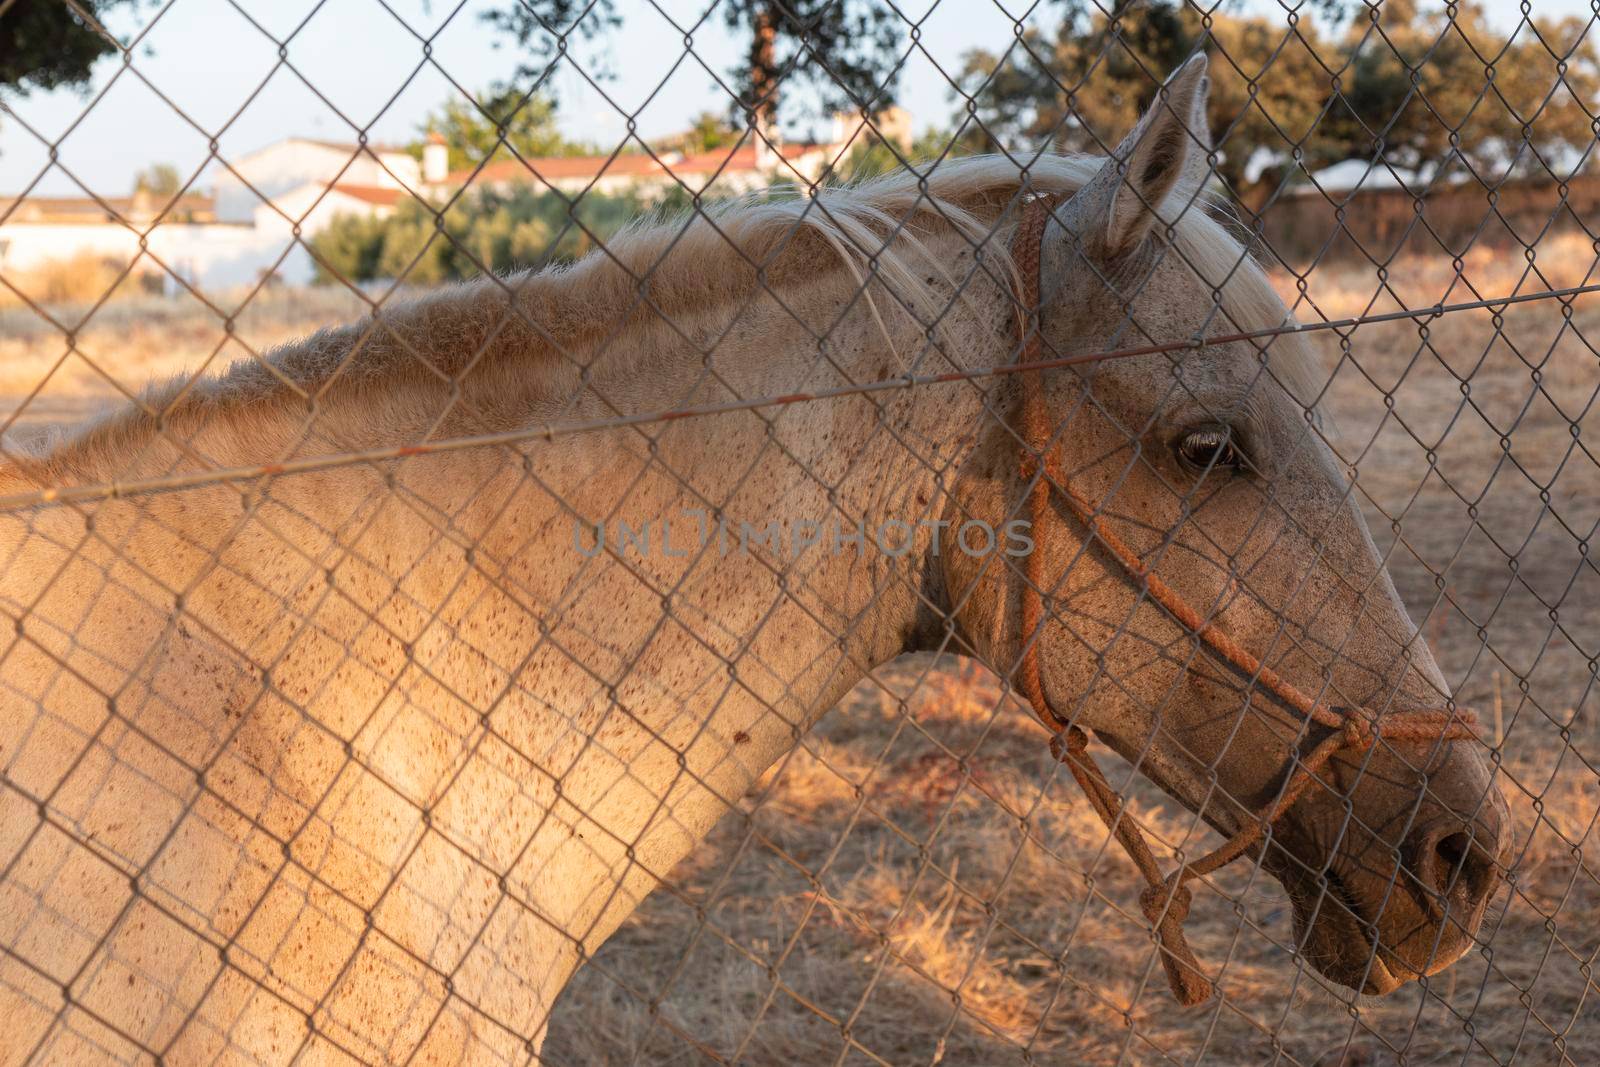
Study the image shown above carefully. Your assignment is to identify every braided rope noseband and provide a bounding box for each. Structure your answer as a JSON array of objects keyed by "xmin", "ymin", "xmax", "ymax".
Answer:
[{"xmin": 1007, "ymin": 194, "xmax": 1479, "ymax": 1006}]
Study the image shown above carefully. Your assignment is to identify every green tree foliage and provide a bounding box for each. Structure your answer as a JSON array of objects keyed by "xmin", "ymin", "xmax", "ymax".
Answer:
[
  {"xmin": 132, "ymin": 162, "xmax": 181, "ymax": 197},
  {"xmin": 1329, "ymin": 1, "xmax": 1600, "ymax": 176},
  {"xmin": 309, "ymin": 185, "xmax": 691, "ymax": 286},
  {"xmin": 308, "ymin": 212, "xmax": 390, "ymax": 285},
  {"xmin": 836, "ymin": 127, "xmax": 973, "ymax": 183},
  {"xmin": 959, "ymin": 1, "xmax": 1600, "ymax": 208},
  {"xmin": 411, "ymin": 88, "xmax": 584, "ymax": 171},
  {"xmin": 665, "ymin": 112, "xmax": 742, "ymax": 155},
  {"xmin": 0, "ymin": 0, "xmax": 144, "ymax": 96},
  {"xmin": 482, "ymin": 1, "xmax": 902, "ymax": 128}
]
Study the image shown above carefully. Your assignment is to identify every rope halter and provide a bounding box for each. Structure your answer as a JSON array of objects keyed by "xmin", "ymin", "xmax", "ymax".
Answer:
[{"xmin": 1005, "ymin": 193, "xmax": 1479, "ymax": 1006}]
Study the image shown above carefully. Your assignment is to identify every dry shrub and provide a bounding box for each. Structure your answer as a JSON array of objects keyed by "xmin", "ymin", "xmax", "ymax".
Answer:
[{"xmin": 0, "ymin": 251, "xmax": 158, "ymax": 310}]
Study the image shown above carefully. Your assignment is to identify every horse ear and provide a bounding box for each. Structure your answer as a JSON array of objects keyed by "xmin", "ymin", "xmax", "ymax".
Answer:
[{"xmin": 1075, "ymin": 54, "xmax": 1212, "ymax": 260}]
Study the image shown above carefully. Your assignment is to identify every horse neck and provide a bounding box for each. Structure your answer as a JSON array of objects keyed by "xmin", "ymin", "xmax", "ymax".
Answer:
[
  {"xmin": 0, "ymin": 221, "xmax": 1012, "ymax": 1045},
  {"xmin": 397, "ymin": 227, "xmax": 1010, "ymax": 1020}
]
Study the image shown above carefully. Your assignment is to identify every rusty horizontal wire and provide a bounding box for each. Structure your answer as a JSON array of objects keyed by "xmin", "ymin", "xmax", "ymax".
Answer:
[{"xmin": 5, "ymin": 280, "xmax": 1597, "ymax": 512}]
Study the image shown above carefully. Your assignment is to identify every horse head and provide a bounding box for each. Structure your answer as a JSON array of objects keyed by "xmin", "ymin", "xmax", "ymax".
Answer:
[{"xmin": 942, "ymin": 56, "xmax": 1510, "ymax": 997}]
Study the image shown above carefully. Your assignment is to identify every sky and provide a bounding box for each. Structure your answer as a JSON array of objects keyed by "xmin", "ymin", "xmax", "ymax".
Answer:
[{"xmin": 0, "ymin": 0, "xmax": 1593, "ymax": 199}]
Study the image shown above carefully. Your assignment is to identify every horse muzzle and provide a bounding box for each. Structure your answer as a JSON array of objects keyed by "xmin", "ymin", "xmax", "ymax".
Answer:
[{"xmin": 1270, "ymin": 735, "xmax": 1510, "ymax": 995}]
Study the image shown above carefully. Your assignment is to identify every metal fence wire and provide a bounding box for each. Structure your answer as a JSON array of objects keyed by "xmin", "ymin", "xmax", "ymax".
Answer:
[{"xmin": 0, "ymin": 0, "xmax": 1598, "ymax": 1064}]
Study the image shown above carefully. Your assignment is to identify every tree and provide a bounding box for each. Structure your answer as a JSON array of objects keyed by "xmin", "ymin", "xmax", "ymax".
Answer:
[
  {"xmin": 132, "ymin": 162, "xmax": 181, "ymax": 197},
  {"xmin": 959, "ymin": 2, "xmax": 1334, "ymax": 209},
  {"xmin": 482, "ymin": 1, "xmax": 903, "ymax": 131},
  {"xmin": 958, "ymin": 0, "xmax": 1599, "ymax": 210},
  {"xmin": 1326, "ymin": 1, "xmax": 1600, "ymax": 181},
  {"xmin": 410, "ymin": 87, "xmax": 583, "ymax": 171},
  {"xmin": 837, "ymin": 127, "xmax": 969, "ymax": 182},
  {"xmin": 309, "ymin": 184, "xmax": 689, "ymax": 286},
  {"xmin": 665, "ymin": 112, "xmax": 741, "ymax": 155},
  {"xmin": 0, "ymin": 0, "xmax": 143, "ymax": 97}
]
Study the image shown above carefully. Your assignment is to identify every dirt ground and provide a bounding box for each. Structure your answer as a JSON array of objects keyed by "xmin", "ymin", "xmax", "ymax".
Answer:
[{"xmin": 2, "ymin": 237, "xmax": 1596, "ymax": 1066}]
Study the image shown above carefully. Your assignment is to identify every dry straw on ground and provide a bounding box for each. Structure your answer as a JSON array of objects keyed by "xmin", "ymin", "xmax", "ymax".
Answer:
[{"xmin": 1, "ymin": 239, "xmax": 1595, "ymax": 1065}]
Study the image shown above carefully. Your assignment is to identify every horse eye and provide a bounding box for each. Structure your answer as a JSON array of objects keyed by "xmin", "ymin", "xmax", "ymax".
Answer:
[{"xmin": 1176, "ymin": 428, "xmax": 1244, "ymax": 473}]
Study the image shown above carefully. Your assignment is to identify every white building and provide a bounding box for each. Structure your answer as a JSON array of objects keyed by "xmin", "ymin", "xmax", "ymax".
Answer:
[
  {"xmin": 424, "ymin": 107, "xmax": 913, "ymax": 201},
  {"xmin": 211, "ymin": 138, "xmax": 419, "ymax": 222},
  {"xmin": 1, "ymin": 144, "xmax": 412, "ymax": 290},
  {"xmin": 427, "ymin": 140, "xmax": 837, "ymax": 200},
  {"xmin": 0, "ymin": 109, "xmax": 914, "ymax": 295}
]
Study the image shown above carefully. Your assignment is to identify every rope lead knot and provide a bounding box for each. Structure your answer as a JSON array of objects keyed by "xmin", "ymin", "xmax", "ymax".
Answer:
[
  {"xmin": 1343, "ymin": 714, "xmax": 1378, "ymax": 751},
  {"xmin": 1139, "ymin": 879, "xmax": 1192, "ymax": 926},
  {"xmin": 1138, "ymin": 881, "xmax": 1212, "ymax": 1006},
  {"xmin": 1048, "ymin": 725, "xmax": 1086, "ymax": 762}
]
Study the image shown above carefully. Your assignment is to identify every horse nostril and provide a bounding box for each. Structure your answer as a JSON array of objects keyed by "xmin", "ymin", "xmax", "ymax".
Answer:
[
  {"xmin": 1435, "ymin": 831, "xmax": 1469, "ymax": 874},
  {"xmin": 1416, "ymin": 827, "xmax": 1498, "ymax": 909}
]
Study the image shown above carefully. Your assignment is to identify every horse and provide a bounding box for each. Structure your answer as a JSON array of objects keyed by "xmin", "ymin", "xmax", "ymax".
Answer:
[{"xmin": 0, "ymin": 56, "xmax": 1507, "ymax": 1063}]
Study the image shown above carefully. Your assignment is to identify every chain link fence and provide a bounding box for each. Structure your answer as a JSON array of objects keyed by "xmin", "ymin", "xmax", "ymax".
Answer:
[{"xmin": 1, "ymin": 1, "xmax": 1597, "ymax": 1064}]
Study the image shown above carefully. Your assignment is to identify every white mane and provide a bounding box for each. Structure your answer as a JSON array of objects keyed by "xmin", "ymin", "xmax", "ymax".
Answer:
[
  {"xmin": 633, "ymin": 153, "xmax": 1324, "ymax": 408},
  {"xmin": 69, "ymin": 153, "xmax": 1323, "ymax": 470}
]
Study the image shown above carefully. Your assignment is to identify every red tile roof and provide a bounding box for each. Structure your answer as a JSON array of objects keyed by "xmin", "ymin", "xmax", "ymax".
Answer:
[
  {"xmin": 295, "ymin": 138, "xmax": 411, "ymax": 156},
  {"xmin": 0, "ymin": 193, "xmax": 217, "ymax": 224},
  {"xmin": 330, "ymin": 184, "xmax": 407, "ymax": 207}
]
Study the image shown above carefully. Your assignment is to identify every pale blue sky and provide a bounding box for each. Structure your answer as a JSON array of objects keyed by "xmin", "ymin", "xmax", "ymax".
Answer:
[{"xmin": 0, "ymin": 0, "xmax": 1589, "ymax": 199}]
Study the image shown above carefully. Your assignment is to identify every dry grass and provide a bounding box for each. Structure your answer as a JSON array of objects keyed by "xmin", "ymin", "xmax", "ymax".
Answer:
[
  {"xmin": 544, "ymin": 656, "xmax": 1599, "ymax": 1066},
  {"xmin": 1269, "ymin": 229, "xmax": 1599, "ymax": 322},
  {"xmin": 0, "ymin": 252, "xmax": 158, "ymax": 311},
  {"xmin": 0, "ymin": 285, "xmax": 378, "ymax": 441},
  {"xmin": 1, "ymin": 243, "xmax": 1597, "ymax": 1065}
]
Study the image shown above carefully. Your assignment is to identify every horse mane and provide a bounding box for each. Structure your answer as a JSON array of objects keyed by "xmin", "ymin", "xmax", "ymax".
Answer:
[
  {"xmin": 24, "ymin": 154, "xmax": 1324, "ymax": 483},
  {"xmin": 196, "ymin": 153, "xmax": 1322, "ymax": 403}
]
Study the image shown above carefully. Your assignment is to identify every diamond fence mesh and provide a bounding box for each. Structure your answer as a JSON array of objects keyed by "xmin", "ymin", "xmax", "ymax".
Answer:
[{"xmin": 0, "ymin": 1, "xmax": 1598, "ymax": 1064}]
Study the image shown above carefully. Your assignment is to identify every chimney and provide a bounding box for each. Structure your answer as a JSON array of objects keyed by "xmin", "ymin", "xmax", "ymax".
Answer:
[
  {"xmin": 423, "ymin": 131, "xmax": 449, "ymax": 184},
  {"xmin": 129, "ymin": 185, "xmax": 155, "ymax": 222},
  {"xmin": 830, "ymin": 110, "xmax": 858, "ymax": 149},
  {"xmin": 877, "ymin": 106, "xmax": 914, "ymax": 152}
]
